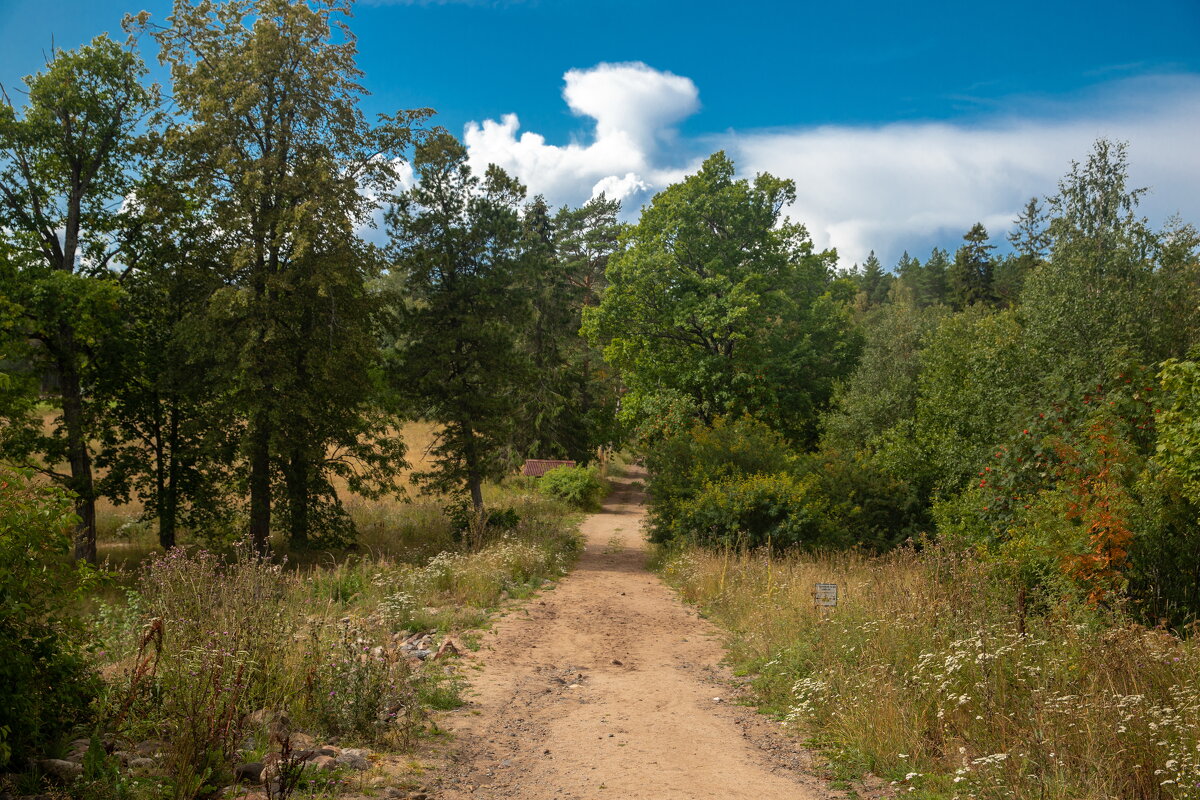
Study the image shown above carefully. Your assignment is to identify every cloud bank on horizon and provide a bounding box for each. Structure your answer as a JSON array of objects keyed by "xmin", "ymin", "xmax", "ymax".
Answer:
[{"xmin": 460, "ymin": 63, "xmax": 1200, "ymax": 267}]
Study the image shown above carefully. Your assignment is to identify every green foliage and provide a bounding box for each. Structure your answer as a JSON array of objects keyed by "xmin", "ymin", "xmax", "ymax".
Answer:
[
  {"xmin": 143, "ymin": 0, "xmax": 426, "ymax": 550},
  {"xmin": 805, "ymin": 449, "xmax": 928, "ymax": 551},
  {"xmin": 1020, "ymin": 140, "xmax": 1192, "ymax": 390},
  {"xmin": 670, "ymin": 472, "xmax": 837, "ymax": 551},
  {"xmin": 583, "ymin": 151, "xmax": 858, "ymax": 447},
  {"xmin": 644, "ymin": 415, "xmax": 798, "ymax": 543},
  {"xmin": 913, "ymin": 306, "xmax": 1029, "ymax": 493},
  {"xmin": 0, "ymin": 467, "xmax": 100, "ymax": 767},
  {"xmin": 510, "ymin": 194, "xmax": 626, "ymax": 464},
  {"xmin": 538, "ymin": 465, "xmax": 606, "ymax": 511},
  {"xmin": 385, "ymin": 133, "xmax": 529, "ymax": 514},
  {"xmin": 0, "ymin": 34, "xmax": 157, "ymax": 562},
  {"xmin": 822, "ymin": 299, "xmax": 946, "ymax": 455},
  {"xmin": 946, "ymin": 222, "xmax": 995, "ymax": 309},
  {"xmin": 1156, "ymin": 355, "xmax": 1200, "ymax": 502}
]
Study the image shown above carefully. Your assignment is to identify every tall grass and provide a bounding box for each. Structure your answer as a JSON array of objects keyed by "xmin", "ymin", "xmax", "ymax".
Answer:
[
  {"xmin": 81, "ymin": 466, "xmax": 584, "ymax": 800},
  {"xmin": 658, "ymin": 545, "xmax": 1200, "ymax": 799}
]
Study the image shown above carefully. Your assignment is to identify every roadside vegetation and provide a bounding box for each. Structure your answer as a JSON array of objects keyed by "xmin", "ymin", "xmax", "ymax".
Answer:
[
  {"xmin": 658, "ymin": 545, "xmax": 1199, "ymax": 799},
  {"xmin": 2, "ymin": 447, "xmax": 586, "ymax": 800}
]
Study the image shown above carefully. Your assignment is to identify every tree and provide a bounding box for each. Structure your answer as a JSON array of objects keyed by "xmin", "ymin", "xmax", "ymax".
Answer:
[
  {"xmin": 510, "ymin": 194, "xmax": 625, "ymax": 463},
  {"xmin": 91, "ymin": 161, "xmax": 236, "ymax": 550},
  {"xmin": 0, "ymin": 35, "xmax": 156, "ymax": 562},
  {"xmin": 992, "ymin": 198, "xmax": 1049, "ymax": 309},
  {"xmin": 583, "ymin": 151, "xmax": 856, "ymax": 446},
  {"xmin": 822, "ymin": 299, "xmax": 946, "ymax": 455},
  {"xmin": 914, "ymin": 307, "xmax": 1029, "ymax": 493},
  {"xmin": 143, "ymin": 0, "xmax": 427, "ymax": 550},
  {"xmin": 385, "ymin": 132, "xmax": 529, "ymax": 515},
  {"xmin": 552, "ymin": 194, "xmax": 625, "ymax": 457},
  {"xmin": 948, "ymin": 222, "xmax": 995, "ymax": 309},
  {"xmin": 1020, "ymin": 139, "xmax": 1170, "ymax": 390},
  {"xmin": 918, "ymin": 246, "xmax": 950, "ymax": 306},
  {"xmin": 860, "ymin": 250, "xmax": 892, "ymax": 307}
]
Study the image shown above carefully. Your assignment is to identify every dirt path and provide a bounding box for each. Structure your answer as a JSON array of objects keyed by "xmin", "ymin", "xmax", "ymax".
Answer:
[{"xmin": 433, "ymin": 469, "xmax": 836, "ymax": 800}]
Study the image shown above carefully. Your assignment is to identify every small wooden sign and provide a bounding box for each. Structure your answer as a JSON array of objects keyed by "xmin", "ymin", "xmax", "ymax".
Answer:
[{"xmin": 814, "ymin": 583, "xmax": 838, "ymax": 607}]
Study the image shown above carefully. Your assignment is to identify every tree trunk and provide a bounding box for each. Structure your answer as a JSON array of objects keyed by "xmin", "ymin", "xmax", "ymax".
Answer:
[
  {"xmin": 468, "ymin": 474, "xmax": 484, "ymax": 517},
  {"xmin": 248, "ymin": 414, "xmax": 272, "ymax": 554},
  {"xmin": 57, "ymin": 332, "xmax": 97, "ymax": 564},
  {"xmin": 158, "ymin": 404, "xmax": 178, "ymax": 550},
  {"xmin": 284, "ymin": 451, "xmax": 309, "ymax": 548}
]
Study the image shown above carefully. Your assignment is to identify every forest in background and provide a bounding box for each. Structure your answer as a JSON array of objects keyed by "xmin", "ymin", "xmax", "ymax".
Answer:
[{"xmin": 2, "ymin": 0, "xmax": 1200, "ymax": 797}]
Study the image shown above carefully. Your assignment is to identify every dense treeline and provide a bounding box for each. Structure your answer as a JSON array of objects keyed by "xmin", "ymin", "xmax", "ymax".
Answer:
[
  {"xmin": 0, "ymin": 0, "xmax": 623, "ymax": 562},
  {"xmin": 609, "ymin": 140, "xmax": 1200, "ymax": 630}
]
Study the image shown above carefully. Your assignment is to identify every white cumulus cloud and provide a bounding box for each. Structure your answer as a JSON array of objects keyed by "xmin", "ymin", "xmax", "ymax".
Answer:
[
  {"xmin": 726, "ymin": 75, "xmax": 1200, "ymax": 265},
  {"xmin": 462, "ymin": 67, "xmax": 1200, "ymax": 267},
  {"xmin": 463, "ymin": 61, "xmax": 699, "ymax": 207}
]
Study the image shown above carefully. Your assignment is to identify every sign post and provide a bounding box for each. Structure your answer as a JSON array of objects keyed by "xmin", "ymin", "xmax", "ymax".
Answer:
[{"xmin": 813, "ymin": 583, "xmax": 838, "ymax": 615}]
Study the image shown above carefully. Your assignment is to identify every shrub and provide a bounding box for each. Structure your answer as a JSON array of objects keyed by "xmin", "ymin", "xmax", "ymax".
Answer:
[
  {"xmin": 669, "ymin": 472, "xmax": 840, "ymax": 551},
  {"xmin": 0, "ymin": 467, "xmax": 100, "ymax": 768},
  {"xmin": 644, "ymin": 415, "xmax": 796, "ymax": 542},
  {"xmin": 538, "ymin": 465, "xmax": 606, "ymax": 511}
]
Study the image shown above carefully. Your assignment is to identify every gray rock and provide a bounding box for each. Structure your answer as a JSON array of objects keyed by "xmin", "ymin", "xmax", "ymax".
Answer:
[
  {"xmin": 135, "ymin": 740, "xmax": 168, "ymax": 757},
  {"xmin": 127, "ymin": 757, "xmax": 156, "ymax": 774},
  {"xmin": 245, "ymin": 708, "xmax": 290, "ymax": 735},
  {"xmin": 38, "ymin": 759, "xmax": 83, "ymax": 783},
  {"xmin": 308, "ymin": 755, "xmax": 337, "ymax": 771},
  {"xmin": 234, "ymin": 762, "xmax": 264, "ymax": 784},
  {"xmin": 334, "ymin": 751, "xmax": 370, "ymax": 771},
  {"xmin": 287, "ymin": 731, "xmax": 315, "ymax": 749}
]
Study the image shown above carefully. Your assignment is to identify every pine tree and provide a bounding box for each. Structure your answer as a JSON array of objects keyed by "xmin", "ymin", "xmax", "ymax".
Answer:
[
  {"xmin": 385, "ymin": 133, "xmax": 530, "ymax": 515},
  {"xmin": 948, "ymin": 223, "xmax": 995, "ymax": 308}
]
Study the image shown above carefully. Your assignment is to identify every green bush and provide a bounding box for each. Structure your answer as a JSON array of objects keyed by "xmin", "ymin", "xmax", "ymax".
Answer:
[
  {"xmin": 538, "ymin": 465, "xmax": 606, "ymax": 510},
  {"xmin": 670, "ymin": 472, "xmax": 841, "ymax": 551},
  {"xmin": 0, "ymin": 467, "xmax": 100, "ymax": 767},
  {"xmin": 644, "ymin": 415, "xmax": 797, "ymax": 543}
]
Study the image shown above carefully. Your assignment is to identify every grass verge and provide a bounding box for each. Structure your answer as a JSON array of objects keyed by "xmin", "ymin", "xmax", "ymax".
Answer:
[{"xmin": 656, "ymin": 544, "xmax": 1200, "ymax": 800}]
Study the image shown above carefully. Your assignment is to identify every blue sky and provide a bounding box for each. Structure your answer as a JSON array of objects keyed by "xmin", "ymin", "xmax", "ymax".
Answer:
[{"xmin": 2, "ymin": 0, "xmax": 1198, "ymax": 265}]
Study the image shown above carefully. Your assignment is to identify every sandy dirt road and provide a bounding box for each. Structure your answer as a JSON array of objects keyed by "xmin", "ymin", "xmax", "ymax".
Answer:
[{"xmin": 433, "ymin": 469, "xmax": 836, "ymax": 800}]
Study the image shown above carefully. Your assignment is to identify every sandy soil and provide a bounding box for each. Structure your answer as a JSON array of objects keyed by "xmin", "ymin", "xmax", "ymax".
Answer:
[{"xmin": 432, "ymin": 469, "xmax": 840, "ymax": 800}]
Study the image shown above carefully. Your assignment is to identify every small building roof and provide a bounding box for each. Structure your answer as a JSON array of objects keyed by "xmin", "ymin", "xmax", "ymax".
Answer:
[{"xmin": 522, "ymin": 459, "xmax": 576, "ymax": 477}]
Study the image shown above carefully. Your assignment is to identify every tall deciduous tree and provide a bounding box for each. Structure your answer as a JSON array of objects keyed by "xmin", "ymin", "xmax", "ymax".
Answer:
[
  {"xmin": 583, "ymin": 151, "xmax": 857, "ymax": 447},
  {"xmin": 91, "ymin": 158, "xmax": 235, "ymax": 550},
  {"xmin": 385, "ymin": 133, "xmax": 529, "ymax": 515},
  {"xmin": 0, "ymin": 35, "xmax": 156, "ymax": 562},
  {"xmin": 143, "ymin": 0, "xmax": 428, "ymax": 550}
]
